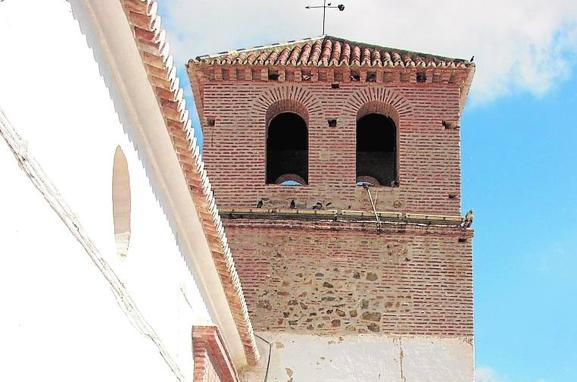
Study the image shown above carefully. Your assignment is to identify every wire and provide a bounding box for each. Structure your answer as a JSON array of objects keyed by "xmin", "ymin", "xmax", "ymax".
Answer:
[
  {"xmin": 361, "ymin": 183, "xmax": 381, "ymax": 227},
  {"xmin": 254, "ymin": 333, "xmax": 273, "ymax": 382}
]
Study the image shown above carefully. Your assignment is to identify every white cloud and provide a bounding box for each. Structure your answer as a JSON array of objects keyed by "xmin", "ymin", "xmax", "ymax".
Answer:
[
  {"xmin": 159, "ymin": 0, "xmax": 577, "ymax": 104},
  {"xmin": 476, "ymin": 366, "xmax": 547, "ymax": 382},
  {"xmin": 476, "ymin": 366, "xmax": 506, "ymax": 382}
]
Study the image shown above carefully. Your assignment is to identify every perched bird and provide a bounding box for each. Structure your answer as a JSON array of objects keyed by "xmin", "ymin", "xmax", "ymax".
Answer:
[
  {"xmin": 325, "ymin": 202, "xmax": 332, "ymax": 208},
  {"xmin": 312, "ymin": 202, "xmax": 323, "ymax": 210},
  {"xmin": 470, "ymin": 55, "xmax": 475, "ymax": 62},
  {"xmin": 463, "ymin": 209, "xmax": 474, "ymax": 227},
  {"xmin": 290, "ymin": 199, "xmax": 296, "ymax": 209},
  {"xmin": 256, "ymin": 200, "xmax": 263, "ymax": 208}
]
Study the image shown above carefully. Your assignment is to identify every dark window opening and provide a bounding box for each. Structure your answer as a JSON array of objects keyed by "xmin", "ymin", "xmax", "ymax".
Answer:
[
  {"xmin": 416, "ymin": 72, "xmax": 427, "ymax": 83},
  {"xmin": 442, "ymin": 120, "xmax": 459, "ymax": 130},
  {"xmin": 268, "ymin": 70, "xmax": 279, "ymax": 81},
  {"xmin": 350, "ymin": 71, "xmax": 360, "ymax": 81},
  {"xmin": 356, "ymin": 113, "xmax": 397, "ymax": 186},
  {"xmin": 301, "ymin": 70, "xmax": 312, "ymax": 81},
  {"xmin": 331, "ymin": 82, "xmax": 340, "ymax": 89},
  {"xmin": 206, "ymin": 118, "xmax": 216, "ymax": 127},
  {"xmin": 328, "ymin": 119, "xmax": 337, "ymax": 127},
  {"xmin": 222, "ymin": 68, "xmax": 229, "ymax": 81},
  {"xmin": 236, "ymin": 68, "xmax": 245, "ymax": 80},
  {"xmin": 367, "ymin": 72, "xmax": 377, "ymax": 82},
  {"xmin": 267, "ymin": 112, "xmax": 308, "ymax": 185}
]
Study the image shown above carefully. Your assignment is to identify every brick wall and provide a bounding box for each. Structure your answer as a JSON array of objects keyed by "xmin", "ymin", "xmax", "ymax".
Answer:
[
  {"xmin": 197, "ymin": 78, "xmax": 463, "ymax": 215},
  {"xmin": 225, "ymin": 219, "xmax": 473, "ymax": 336},
  {"xmin": 189, "ymin": 60, "xmax": 473, "ymax": 339}
]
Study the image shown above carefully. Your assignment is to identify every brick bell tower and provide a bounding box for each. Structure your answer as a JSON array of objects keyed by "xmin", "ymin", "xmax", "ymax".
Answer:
[{"xmin": 188, "ymin": 36, "xmax": 476, "ymax": 380}]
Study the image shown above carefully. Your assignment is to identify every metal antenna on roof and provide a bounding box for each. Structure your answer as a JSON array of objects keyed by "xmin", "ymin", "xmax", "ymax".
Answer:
[{"xmin": 305, "ymin": 0, "xmax": 345, "ymax": 35}]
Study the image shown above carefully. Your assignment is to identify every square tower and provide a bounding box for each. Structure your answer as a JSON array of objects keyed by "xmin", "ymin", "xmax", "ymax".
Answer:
[{"xmin": 188, "ymin": 36, "xmax": 476, "ymax": 380}]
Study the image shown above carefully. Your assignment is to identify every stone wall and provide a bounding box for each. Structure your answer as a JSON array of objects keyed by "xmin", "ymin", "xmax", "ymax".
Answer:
[{"xmin": 226, "ymin": 218, "xmax": 473, "ymax": 336}]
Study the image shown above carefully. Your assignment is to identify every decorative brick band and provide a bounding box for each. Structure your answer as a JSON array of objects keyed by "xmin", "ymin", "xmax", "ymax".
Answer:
[
  {"xmin": 348, "ymin": 87, "xmax": 412, "ymax": 121},
  {"xmin": 254, "ymin": 85, "xmax": 323, "ymax": 126},
  {"xmin": 220, "ymin": 208, "xmax": 467, "ymax": 228},
  {"xmin": 265, "ymin": 99, "xmax": 309, "ymax": 128}
]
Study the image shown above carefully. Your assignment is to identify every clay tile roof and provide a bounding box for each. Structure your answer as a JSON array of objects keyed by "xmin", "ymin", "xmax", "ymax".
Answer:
[
  {"xmin": 192, "ymin": 35, "xmax": 473, "ymax": 69},
  {"xmin": 119, "ymin": 0, "xmax": 259, "ymax": 367}
]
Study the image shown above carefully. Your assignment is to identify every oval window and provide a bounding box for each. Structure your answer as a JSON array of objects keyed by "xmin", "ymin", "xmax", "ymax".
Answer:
[{"xmin": 112, "ymin": 146, "xmax": 131, "ymax": 257}]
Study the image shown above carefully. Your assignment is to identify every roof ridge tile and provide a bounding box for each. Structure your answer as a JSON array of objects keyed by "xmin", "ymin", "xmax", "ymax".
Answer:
[{"xmin": 191, "ymin": 35, "xmax": 473, "ymax": 69}]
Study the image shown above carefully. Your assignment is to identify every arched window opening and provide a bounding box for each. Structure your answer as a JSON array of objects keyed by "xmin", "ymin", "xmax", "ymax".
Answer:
[
  {"xmin": 266, "ymin": 112, "xmax": 308, "ymax": 185},
  {"xmin": 356, "ymin": 113, "xmax": 397, "ymax": 186},
  {"xmin": 112, "ymin": 146, "xmax": 131, "ymax": 257}
]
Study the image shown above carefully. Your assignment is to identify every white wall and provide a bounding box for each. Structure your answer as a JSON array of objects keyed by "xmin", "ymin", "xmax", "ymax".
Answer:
[
  {"xmin": 0, "ymin": 1, "xmax": 211, "ymax": 380},
  {"xmin": 242, "ymin": 332, "xmax": 474, "ymax": 382}
]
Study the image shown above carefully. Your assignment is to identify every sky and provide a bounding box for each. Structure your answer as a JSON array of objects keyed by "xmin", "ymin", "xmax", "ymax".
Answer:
[{"xmin": 156, "ymin": 1, "xmax": 577, "ymax": 381}]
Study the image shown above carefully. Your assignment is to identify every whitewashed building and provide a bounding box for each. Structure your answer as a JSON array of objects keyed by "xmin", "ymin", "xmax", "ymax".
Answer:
[
  {"xmin": 0, "ymin": 1, "xmax": 258, "ymax": 381},
  {"xmin": 0, "ymin": 1, "xmax": 475, "ymax": 381}
]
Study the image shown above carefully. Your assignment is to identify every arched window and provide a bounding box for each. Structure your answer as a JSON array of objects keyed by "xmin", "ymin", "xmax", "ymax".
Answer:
[
  {"xmin": 356, "ymin": 113, "xmax": 397, "ymax": 186},
  {"xmin": 266, "ymin": 112, "xmax": 308, "ymax": 185},
  {"xmin": 112, "ymin": 146, "xmax": 131, "ymax": 257}
]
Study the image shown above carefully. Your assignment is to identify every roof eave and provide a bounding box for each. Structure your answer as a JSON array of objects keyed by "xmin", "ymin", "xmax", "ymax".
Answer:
[
  {"xmin": 85, "ymin": 0, "xmax": 261, "ymax": 368},
  {"xmin": 459, "ymin": 64, "xmax": 476, "ymax": 114}
]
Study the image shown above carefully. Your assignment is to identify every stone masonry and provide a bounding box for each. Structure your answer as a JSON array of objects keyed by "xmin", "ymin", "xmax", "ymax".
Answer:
[{"xmin": 226, "ymin": 219, "xmax": 472, "ymax": 336}]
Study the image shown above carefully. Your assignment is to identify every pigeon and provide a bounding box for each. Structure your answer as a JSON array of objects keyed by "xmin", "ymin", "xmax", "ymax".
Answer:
[
  {"xmin": 464, "ymin": 209, "xmax": 474, "ymax": 227},
  {"xmin": 470, "ymin": 56, "xmax": 475, "ymax": 62},
  {"xmin": 290, "ymin": 200, "xmax": 296, "ymax": 209},
  {"xmin": 312, "ymin": 202, "xmax": 323, "ymax": 210},
  {"xmin": 256, "ymin": 200, "xmax": 263, "ymax": 208}
]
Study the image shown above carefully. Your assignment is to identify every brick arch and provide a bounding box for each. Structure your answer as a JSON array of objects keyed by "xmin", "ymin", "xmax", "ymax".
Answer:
[
  {"xmin": 345, "ymin": 88, "xmax": 412, "ymax": 123},
  {"xmin": 357, "ymin": 101, "xmax": 401, "ymax": 127},
  {"xmin": 266, "ymin": 99, "xmax": 309, "ymax": 128},
  {"xmin": 252, "ymin": 85, "xmax": 323, "ymax": 124}
]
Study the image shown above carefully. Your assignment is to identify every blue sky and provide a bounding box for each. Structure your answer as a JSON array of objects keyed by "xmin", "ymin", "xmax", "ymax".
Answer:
[
  {"xmin": 464, "ymin": 76, "xmax": 577, "ymax": 381},
  {"xmin": 158, "ymin": 1, "xmax": 577, "ymax": 380}
]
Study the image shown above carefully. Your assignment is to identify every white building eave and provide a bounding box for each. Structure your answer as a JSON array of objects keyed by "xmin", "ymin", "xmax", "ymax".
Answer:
[{"xmin": 67, "ymin": 0, "xmax": 252, "ymax": 368}]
